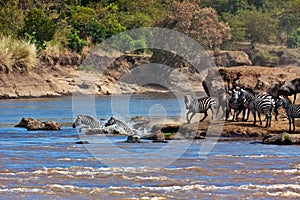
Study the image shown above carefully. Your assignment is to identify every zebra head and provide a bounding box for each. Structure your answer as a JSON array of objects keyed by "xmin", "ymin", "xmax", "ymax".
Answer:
[
  {"xmin": 184, "ymin": 95, "xmax": 193, "ymax": 109},
  {"xmin": 237, "ymin": 89, "xmax": 248, "ymax": 104},
  {"xmin": 229, "ymin": 89, "xmax": 240, "ymax": 104},
  {"xmin": 105, "ymin": 117, "xmax": 117, "ymax": 127},
  {"xmin": 278, "ymin": 95, "xmax": 291, "ymax": 108},
  {"xmin": 73, "ymin": 115, "xmax": 84, "ymax": 128}
]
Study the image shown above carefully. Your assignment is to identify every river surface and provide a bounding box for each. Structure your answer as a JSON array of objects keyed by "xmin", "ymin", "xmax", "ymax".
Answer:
[{"xmin": 0, "ymin": 95, "xmax": 300, "ymax": 199}]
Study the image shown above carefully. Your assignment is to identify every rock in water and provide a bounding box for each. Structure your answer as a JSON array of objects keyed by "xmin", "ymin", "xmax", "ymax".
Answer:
[{"xmin": 15, "ymin": 117, "xmax": 61, "ymax": 130}]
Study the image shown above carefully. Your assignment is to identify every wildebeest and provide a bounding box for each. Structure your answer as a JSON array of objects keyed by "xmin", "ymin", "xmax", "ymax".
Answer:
[
  {"xmin": 279, "ymin": 78, "xmax": 300, "ymax": 104},
  {"xmin": 268, "ymin": 78, "xmax": 300, "ymax": 103}
]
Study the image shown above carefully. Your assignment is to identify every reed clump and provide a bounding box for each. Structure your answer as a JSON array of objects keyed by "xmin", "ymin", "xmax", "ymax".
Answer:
[{"xmin": 0, "ymin": 36, "xmax": 37, "ymax": 73}]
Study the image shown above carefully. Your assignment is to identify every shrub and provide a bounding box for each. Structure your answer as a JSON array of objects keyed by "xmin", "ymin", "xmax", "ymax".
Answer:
[
  {"xmin": 67, "ymin": 30, "xmax": 87, "ymax": 53},
  {"xmin": 287, "ymin": 27, "xmax": 300, "ymax": 48},
  {"xmin": 0, "ymin": 36, "xmax": 37, "ymax": 73},
  {"xmin": 19, "ymin": 8, "xmax": 56, "ymax": 49},
  {"xmin": 252, "ymin": 50, "xmax": 279, "ymax": 67},
  {"xmin": 0, "ymin": 37, "xmax": 13, "ymax": 72}
]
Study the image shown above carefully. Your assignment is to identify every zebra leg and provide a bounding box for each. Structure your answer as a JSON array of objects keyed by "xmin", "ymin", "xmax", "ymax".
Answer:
[
  {"xmin": 79, "ymin": 126, "xmax": 88, "ymax": 133},
  {"xmin": 234, "ymin": 110, "xmax": 242, "ymax": 121},
  {"xmin": 258, "ymin": 112, "xmax": 262, "ymax": 125},
  {"xmin": 252, "ymin": 111, "xmax": 257, "ymax": 125},
  {"xmin": 292, "ymin": 118, "xmax": 296, "ymax": 132},
  {"xmin": 265, "ymin": 114, "xmax": 271, "ymax": 128},
  {"xmin": 245, "ymin": 108, "xmax": 251, "ymax": 121},
  {"xmin": 274, "ymin": 107, "xmax": 279, "ymax": 121},
  {"xmin": 225, "ymin": 108, "xmax": 230, "ymax": 121},
  {"xmin": 189, "ymin": 112, "xmax": 196, "ymax": 123},
  {"xmin": 200, "ymin": 111, "xmax": 208, "ymax": 122},
  {"xmin": 294, "ymin": 94, "xmax": 297, "ymax": 104},
  {"xmin": 289, "ymin": 118, "xmax": 292, "ymax": 132},
  {"xmin": 210, "ymin": 107, "xmax": 215, "ymax": 121},
  {"xmin": 186, "ymin": 110, "xmax": 191, "ymax": 123}
]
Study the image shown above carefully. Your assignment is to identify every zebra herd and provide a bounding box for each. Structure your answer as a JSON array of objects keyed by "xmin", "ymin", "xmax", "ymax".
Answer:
[{"xmin": 184, "ymin": 85, "xmax": 300, "ymax": 132}]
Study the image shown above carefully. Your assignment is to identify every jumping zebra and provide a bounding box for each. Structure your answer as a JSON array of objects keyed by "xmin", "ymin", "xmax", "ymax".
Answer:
[
  {"xmin": 226, "ymin": 89, "xmax": 247, "ymax": 121},
  {"xmin": 184, "ymin": 95, "xmax": 217, "ymax": 124},
  {"xmin": 238, "ymin": 90, "xmax": 276, "ymax": 128},
  {"xmin": 277, "ymin": 95, "xmax": 300, "ymax": 132},
  {"xmin": 104, "ymin": 117, "xmax": 140, "ymax": 135},
  {"xmin": 72, "ymin": 115, "xmax": 106, "ymax": 133}
]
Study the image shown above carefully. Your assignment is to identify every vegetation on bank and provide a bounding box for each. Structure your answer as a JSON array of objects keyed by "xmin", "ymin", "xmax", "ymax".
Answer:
[{"xmin": 0, "ymin": 0, "xmax": 299, "ymax": 72}]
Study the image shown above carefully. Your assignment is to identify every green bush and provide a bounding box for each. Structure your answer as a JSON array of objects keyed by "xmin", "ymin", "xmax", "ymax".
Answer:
[
  {"xmin": 19, "ymin": 8, "xmax": 56, "ymax": 49},
  {"xmin": 67, "ymin": 30, "xmax": 87, "ymax": 53},
  {"xmin": 252, "ymin": 50, "xmax": 279, "ymax": 67},
  {"xmin": 287, "ymin": 27, "xmax": 300, "ymax": 48}
]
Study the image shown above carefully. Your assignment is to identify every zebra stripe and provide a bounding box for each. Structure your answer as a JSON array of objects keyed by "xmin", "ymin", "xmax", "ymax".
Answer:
[
  {"xmin": 73, "ymin": 115, "xmax": 105, "ymax": 133},
  {"xmin": 226, "ymin": 89, "xmax": 246, "ymax": 121},
  {"xmin": 105, "ymin": 117, "xmax": 139, "ymax": 135},
  {"xmin": 249, "ymin": 95, "xmax": 275, "ymax": 128},
  {"xmin": 278, "ymin": 95, "xmax": 300, "ymax": 132},
  {"xmin": 184, "ymin": 95, "xmax": 217, "ymax": 123}
]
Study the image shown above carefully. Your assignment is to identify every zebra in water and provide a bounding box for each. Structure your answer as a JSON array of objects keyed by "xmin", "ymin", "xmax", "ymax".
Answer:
[
  {"xmin": 226, "ymin": 89, "xmax": 247, "ymax": 121},
  {"xmin": 184, "ymin": 95, "xmax": 217, "ymax": 124},
  {"xmin": 72, "ymin": 115, "xmax": 106, "ymax": 133},
  {"xmin": 104, "ymin": 117, "xmax": 140, "ymax": 135},
  {"xmin": 277, "ymin": 95, "xmax": 300, "ymax": 132},
  {"xmin": 237, "ymin": 89, "xmax": 276, "ymax": 128}
]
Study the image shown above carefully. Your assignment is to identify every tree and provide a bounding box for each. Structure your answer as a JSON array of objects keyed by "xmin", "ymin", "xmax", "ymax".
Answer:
[
  {"xmin": 238, "ymin": 9, "xmax": 277, "ymax": 44},
  {"xmin": 19, "ymin": 8, "xmax": 56, "ymax": 49},
  {"xmin": 287, "ymin": 27, "xmax": 300, "ymax": 48},
  {"xmin": 157, "ymin": 0, "xmax": 232, "ymax": 50}
]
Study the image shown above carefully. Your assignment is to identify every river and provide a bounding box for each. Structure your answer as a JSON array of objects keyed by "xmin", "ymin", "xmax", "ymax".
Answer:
[{"xmin": 0, "ymin": 95, "xmax": 299, "ymax": 199}]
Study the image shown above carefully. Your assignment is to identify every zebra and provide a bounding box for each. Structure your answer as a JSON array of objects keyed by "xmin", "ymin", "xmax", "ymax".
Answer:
[
  {"xmin": 184, "ymin": 95, "xmax": 217, "ymax": 124},
  {"xmin": 277, "ymin": 95, "xmax": 300, "ymax": 132},
  {"xmin": 213, "ymin": 87, "xmax": 228, "ymax": 119},
  {"xmin": 226, "ymin": 89, "xmax": 247, "ymax": 121},
  {"xmin": 237, "ymin": 90, "xmax": 276, "ymax": 128},
  {"xmin": 104, "ymin": 117, "xmax": 140, "ymax": 135},
  {"xmin": 72, "ymin": 115, "xmax": 106, "ymax": 133},
  {"xmin": 237, "ymin": 89, "xmax": 279, "ymax": 123}
]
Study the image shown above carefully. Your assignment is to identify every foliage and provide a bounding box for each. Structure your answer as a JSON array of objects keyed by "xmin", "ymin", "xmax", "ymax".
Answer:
[
  {"xmin": 222, "ymin": 12, "xmax": 246, "ymax": 43},
  {"xmin": 0, "ymin": 36, "xmax": 37, "ymax": 73},
  {"xmin": 156, "ymin": 0, "xmax": 232, "ymax": 50},
  {"xmin": 0, "ymin": 1, "xmax": 24, "ymax": 36},
  {"xmin": 287, "ymin": 27, "xmax": 300, "ymax": 48},
  {"xmin": 0, "ymin": 0, "xmax": 299, "ymax": 56},
  {"xmin": 237, "ymin": 9, "xmax": 278, "ymax": 44},
  {"xmin": 19, "ymin": 8, "xmax": 56, "ymax": 50},
  {"xmin": 67, "ymin": 30, "xmax": 87, "ymax": 53},
  {"xmin": 252, "ymin": 50, "xmax": 279, "ymax": 67}
]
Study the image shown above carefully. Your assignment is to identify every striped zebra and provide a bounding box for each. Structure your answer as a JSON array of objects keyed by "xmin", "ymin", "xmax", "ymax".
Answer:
[
  {"xmin": 184, "ymin": 95, "xmax": 217, "ymax": 124},
  {"xmin": 237, "ymin": 90, "xmax": 276, "ymax": 127},
  {"xmin": 277, "ymin": 95, "xmax": 300, "ymax": 132},
  {"xmin": 238, "ymin": 89, "xmax": 279, "ymax": 123},
  {"xmin": 226, "ymin": 89, "xmax": 247, "ymax": 121},
  {"xmin": 72, "ymin": 115, "xmax": 105, "ymax": 133},
  {"xmin": 104, "ymin": 117, "xmax": 139, "ymax": 135}
]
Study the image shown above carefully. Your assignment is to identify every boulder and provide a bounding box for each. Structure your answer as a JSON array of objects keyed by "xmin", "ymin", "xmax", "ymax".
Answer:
[{"xmin": 15, "ymin": 117, "xmax": 61, "ymax": 130}]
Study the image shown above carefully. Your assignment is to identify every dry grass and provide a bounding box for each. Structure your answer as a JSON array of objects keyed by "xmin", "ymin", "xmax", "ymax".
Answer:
[
  {"xmin": 0, "ymin": 37, "xmax": 13, "ymax": 72},
  {"xmin": 0, "ymin": 36, "xmax": 37, "ymax": 73}
]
